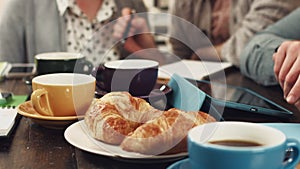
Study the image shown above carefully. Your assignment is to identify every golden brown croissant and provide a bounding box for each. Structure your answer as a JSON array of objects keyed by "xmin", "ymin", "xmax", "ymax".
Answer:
[
  {"xmin": 84, "ymin": 92, "xmax": 163, "ymax": 145},
  {"xmin": 84, "ymin": 91, "xmax": 216, "ymax": 154},
  {"xmin": 120, "ymin": 108, "xmax": 216, "ymax": 155}
]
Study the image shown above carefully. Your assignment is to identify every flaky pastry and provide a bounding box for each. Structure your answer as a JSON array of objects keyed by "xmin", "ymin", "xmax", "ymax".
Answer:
[{"xmin": 84, "ymin": 92, "xmax": 216, "ymax": 154}]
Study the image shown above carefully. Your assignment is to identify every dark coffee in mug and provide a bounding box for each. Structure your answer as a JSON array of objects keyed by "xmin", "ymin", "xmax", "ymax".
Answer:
[
  {"xmin": 209, "ymin": 140, "xmax": 263, "ymax": 147},
  {"xmin": 188, "ymin": 122, "xmax": 300, "ymax": 169}
]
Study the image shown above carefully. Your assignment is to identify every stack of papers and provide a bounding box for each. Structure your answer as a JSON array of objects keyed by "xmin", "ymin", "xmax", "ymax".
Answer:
[
  {"xmin": 0, "ymin": 108, "xmax": 18, "ymax": 136},
  {"xmin": 158, "ymin": 60, "xmax": 232, "ymax": 80},
  {"xmin": 0, "ymin": 95, "xmax": 28, "ymax": 137}
]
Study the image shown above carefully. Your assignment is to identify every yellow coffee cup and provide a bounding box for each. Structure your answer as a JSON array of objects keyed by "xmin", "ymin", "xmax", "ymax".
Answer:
[{"xmin": 31, "ymin": 73, "xmax": 95, "ymax": 116}]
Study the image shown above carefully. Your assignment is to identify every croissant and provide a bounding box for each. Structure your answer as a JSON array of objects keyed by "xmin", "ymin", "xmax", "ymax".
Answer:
[
  {"xmin": 120, "ymin": 108, "xmax": 216, "ymax": 155},
  {"xmin": 84, "ymin": 92, "xmax": 216, "ymax": 154},
  {"xmin": 84, "ymin": 92, "xmax": 163, "ymax": 145}
]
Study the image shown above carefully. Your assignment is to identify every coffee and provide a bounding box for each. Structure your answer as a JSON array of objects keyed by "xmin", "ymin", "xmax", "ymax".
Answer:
[
  {"xmin": 209, "ymin": 140, "xmax": 262, "ymax": 147},
  {"xmin": 187, "ymin": 122, "xmax": 300, "ymax": 169}
]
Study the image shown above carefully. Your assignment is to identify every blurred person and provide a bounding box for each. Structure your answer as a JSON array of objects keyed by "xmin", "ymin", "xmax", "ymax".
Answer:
[
  {"xmin": 240, "ymin": 8, "xmax": 300, "ymax": 106},
  {"xmin": 0, "ymin": 0, "xmax": 148, "ymax": 66},
  {"xmin": 169, "ymin": 0, "xmax": 300, "ymax": 67},
  {"xmin": 114, "ymin": 0, "xmax": 300, "ymax": 67}
]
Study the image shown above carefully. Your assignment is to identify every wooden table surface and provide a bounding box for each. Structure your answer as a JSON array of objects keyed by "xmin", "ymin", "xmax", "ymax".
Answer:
[{"xmin": 0, "ymin": 67, "xmax": 299, "ymax": 169}]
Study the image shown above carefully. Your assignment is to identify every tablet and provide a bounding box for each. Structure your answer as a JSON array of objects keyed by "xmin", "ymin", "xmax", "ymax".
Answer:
[{"xmin": 196, "ymin": 80, "xmax": 293, "ymax": 120}]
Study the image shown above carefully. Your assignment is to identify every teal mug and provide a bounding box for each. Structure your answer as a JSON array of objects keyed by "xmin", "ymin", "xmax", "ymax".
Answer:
[
  {"xmin": 187, "ymin": 122, "xmax": 300, "ymax": 169},
  {"xmin": 35, "ymin": 52, "xmax": 93, "ymax": 75}
]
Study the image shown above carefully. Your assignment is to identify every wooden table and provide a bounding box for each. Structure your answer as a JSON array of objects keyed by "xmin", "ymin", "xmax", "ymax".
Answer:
[{"xmin": 0, "ymin": 68, "xmax": 299, "ymax": 169}]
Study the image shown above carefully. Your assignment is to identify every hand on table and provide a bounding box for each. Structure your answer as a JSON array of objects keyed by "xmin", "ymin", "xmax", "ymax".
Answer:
[{"xmin": 273, "ymin": 40, "xmax": 300, "ymax": 105}]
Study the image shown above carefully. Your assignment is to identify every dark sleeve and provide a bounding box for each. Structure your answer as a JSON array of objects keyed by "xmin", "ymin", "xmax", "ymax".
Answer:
[
  {"xmin": 263, "ymin": 7, "xmax": 300, "ymax": 39},
  {"xmin": 240, "ymin": 8, "xmax": 300, "ymax": 86}
]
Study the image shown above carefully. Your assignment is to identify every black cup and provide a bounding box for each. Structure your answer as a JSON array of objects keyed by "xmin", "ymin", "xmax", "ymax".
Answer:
[
  {"xmin": 35, "ymin": 52, "xmax": 93, "ymax": 75},
  {"xmin": 92, "ymin": 59, "xmax": 159, "ymax": 96}
]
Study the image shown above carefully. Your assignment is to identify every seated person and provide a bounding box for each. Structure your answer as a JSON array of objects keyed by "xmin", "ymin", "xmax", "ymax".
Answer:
[
  {"xmin": 0, "ymin": 0, "xmax": 151, "ymax": 66},
  {"xmin": 240, "ymin": 8, "xmax": 300, "ymax": 105},
  {"xmin": 169, "ymin": 0, "xmax": 300, "ymax": 67},
  {"xmin": 115, "ymin": 0, "xmax": 300, "ymax": 66}
]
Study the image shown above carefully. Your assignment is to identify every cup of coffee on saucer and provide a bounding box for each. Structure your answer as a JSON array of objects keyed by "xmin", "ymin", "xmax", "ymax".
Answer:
[
  {"xmin": 31, "ymin": 73, "xmax": 95, "ymax": 117},
  {"xmin": 35, "ymin": 52, "xmax": 93, "ymax": 75},
  {"xmin": 167, "ymin": 121, "xmax": 300, "ymax": 169},
  {"xmin": 92, "ymin": 59, "xmax": 172, "ymax": 110},
  {"xmin": 92, "ymin": 59, "xmax": 159, "ymax": 96}
]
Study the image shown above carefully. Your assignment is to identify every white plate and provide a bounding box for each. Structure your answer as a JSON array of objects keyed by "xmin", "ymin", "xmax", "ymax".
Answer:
[{"xmin": 64, "ymin": 120, "xmax": 188, "ymax": 163}]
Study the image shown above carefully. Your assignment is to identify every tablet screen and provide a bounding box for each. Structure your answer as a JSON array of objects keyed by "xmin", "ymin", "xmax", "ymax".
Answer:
[{"xmin": 197, "ymin": 80, "xmax": 288, "ymax": 112}]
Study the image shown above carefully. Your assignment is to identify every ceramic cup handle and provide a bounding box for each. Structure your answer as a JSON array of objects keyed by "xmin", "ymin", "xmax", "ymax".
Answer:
[
  {"xmin": 79, "ymin": 59, "xmax": 94, "ymax": 74},
  {"xmin": 91, "ymin": 65, "xmax": 106, "ymax": 90},
  {"xmin": 31, "ymin": 89, "xmax": 54, "ymax": 116},
  {"xmin": 283, "ymin": 138, "xmax": 300, "ymax": 169}
]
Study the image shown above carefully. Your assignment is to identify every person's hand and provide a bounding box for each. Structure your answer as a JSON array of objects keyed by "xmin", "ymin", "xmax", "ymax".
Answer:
[
  {"xmin": 113, "ymin": 8, "xmax": 166, "ymax": 64},
  {"xmin": 211, "ymin": 1, "xmax": 230, "ymax": 45},
  {"xmin": 113, "ymin": 8, "xmax": 149, "ymax": 37},
  {"xmin": 273, "ymin": 40, "xmax": 300, "ymax": 104},
  {"xmin": 113, "ymin": 8, "xmax": 153, "ymax": 52}
]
